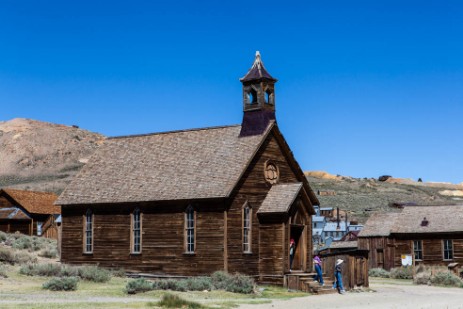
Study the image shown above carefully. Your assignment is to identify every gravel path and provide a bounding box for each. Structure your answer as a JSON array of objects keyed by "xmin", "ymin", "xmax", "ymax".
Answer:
[{"xmin": 239, "ymin": 280, "xmax": 463, "ymax": 309}]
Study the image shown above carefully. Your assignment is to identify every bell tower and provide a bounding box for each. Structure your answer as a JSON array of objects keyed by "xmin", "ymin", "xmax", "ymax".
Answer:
[{"xmin": 239, "ymin": 51, "xmax": 278, "ymax": 137}]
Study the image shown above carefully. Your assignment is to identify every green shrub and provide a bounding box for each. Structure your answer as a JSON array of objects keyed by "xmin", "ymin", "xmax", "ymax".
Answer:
[
  {"xmin": 414, "ymin": 271, "xmax": 431, "ymax": 285},
  {"xmin": 368, "ymin": 268, "xmax": 390, "ymax": 278},
  {"xmin": 0, "ymin": 248, "xmax": 37, "ymax": 265},
  {"xmin": 42, "ymin": 277, "xmax": 78, "ymax": 291},
  {"xmin": 20, "ymin": 263, "xmax": 62, "ymax": 277},
  {"xmin": 77, "ymin": 265, "xmax": 111, "ymax": 283},
  {"xmin": 0, "ymin": 231, "xmax": 7, "ymax": 242},
  {"xmin": 111, "ymin": 268, "xmax": 126, "ymax": 277},
  {"xmin": 390, "ymin": 267, "xmax": 413, "ymax": 279},
  {"xmin": 210, "ymin": 271, "xmax": 254, "ymax": 294},
  {"xmin": 0, "ymin": 248, "xmax": 15, "ymax": 264},
  {"xmin": 430, "ymin": 271, "xmax": 463, "ymax": 287},
  {"xmin": 211, "ymin": 271, "xmax": 231, "ymax": 290},
  {"xmin": 224, "ymin": 273, "xmax": 254, "ymax": 294},
  {"xmin": 12, "ymin": 235, "xmax": 32, "ymax": 250},
  {"xmin": 14, "ymin": 250, "xmax": 38, "ymax": 265},
  {"xmin": 38, "ymin": 247, "xmax": 58, "ymax": 259},
  {"xmin": 158, "ymin": 293, "xmax": 204, "ymax": 309},
  {"xmin": 125, "ymin": 278, "xmax": 154, "ymax": 294},
  {"xmin": 0, "ymin": 264, "xmax": 8, "ymax": 278},
  {"xmin": 185, "ymin": 276, "xmax": 212, "ymax": 291},
  {"xmin": 152, "ymin": 279, "xmax": 179, "ymax": 291},
  {"xmin": 61, "ymin": 265, "xmax": 79, "ymax": 277}
]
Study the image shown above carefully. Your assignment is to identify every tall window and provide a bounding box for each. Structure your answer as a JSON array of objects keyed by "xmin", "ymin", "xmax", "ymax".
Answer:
[
  {"xmin": 443, "ymin": 239, "xmax": 453, "ymax": 260},
  {"xmin": 83, "ymin": 209, "xmax": 93, "ymax": 253},
  {"xmin": 243, "ymin": 203, "xmax": 252, "ymax": 253},
  {"xmin": 185, "ymin": 206, "xmax": 195, "ymax": 253},
  {"xmin": 131, "ymin": 208, "xmax": 142, "ymax": 254},
  {"xmin": 413, "ymin": 240, "xmax": 423, "ymax": 260}
]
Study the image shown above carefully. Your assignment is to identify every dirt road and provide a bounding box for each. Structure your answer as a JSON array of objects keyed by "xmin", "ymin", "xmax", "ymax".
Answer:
[{"xmin": 239, "ymin": 279, "xmax": 463, "ymax": 309}]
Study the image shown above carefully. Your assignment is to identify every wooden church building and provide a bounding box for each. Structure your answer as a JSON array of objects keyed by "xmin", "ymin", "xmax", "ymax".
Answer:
[{"xmin": 56, "ymin": 52, "xmax": 320, "ymax": 284}]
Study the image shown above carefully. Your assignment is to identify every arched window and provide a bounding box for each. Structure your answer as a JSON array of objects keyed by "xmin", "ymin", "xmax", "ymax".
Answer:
[
  {"xmin": 131, "ymin": 208, "xmax": 142, "ymax": 254},
  {"xmin": 185, "ymin": 206, "xmax": 195, "ymax": 253},
  {"xmin": 243, "ymin": 202, "xmax": 252, "ymax": 253},
  {"xmin": 83, "ymin": 209, "xmax": 93, "ymax": 254}
]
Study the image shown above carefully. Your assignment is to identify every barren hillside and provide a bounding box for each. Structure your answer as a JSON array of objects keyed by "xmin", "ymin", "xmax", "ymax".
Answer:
[
  {"xmin": 0, "ymin": 118, "xmax": 105, "ymax": 193},
  {"xmin": 305, "ymin": 171, "xmax": 463, "ymax": 223}
]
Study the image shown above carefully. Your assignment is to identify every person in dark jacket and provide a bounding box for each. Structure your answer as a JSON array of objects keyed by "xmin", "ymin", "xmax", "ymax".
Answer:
[{"xmin": 333, "ymin": 259, "xmax": 346, "ymax": 294}]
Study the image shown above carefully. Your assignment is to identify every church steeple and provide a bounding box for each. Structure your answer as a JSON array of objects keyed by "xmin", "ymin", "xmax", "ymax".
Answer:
[{"xmin": 239, "ymin": 51, "xmax": 278, "ymax": 137}]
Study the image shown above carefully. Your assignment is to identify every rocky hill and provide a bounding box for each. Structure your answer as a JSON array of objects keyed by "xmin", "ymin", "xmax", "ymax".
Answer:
[
  {"xmin": 0, "ymin": 118, "xmax": 105, "ymax": 194},
  {"xmin": 305, "ymin": 171, "xmax": 463, "ymax": 223}
]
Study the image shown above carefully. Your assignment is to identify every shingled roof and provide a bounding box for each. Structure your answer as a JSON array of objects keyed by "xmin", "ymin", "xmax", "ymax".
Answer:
[
  {"xmin": 0, "ymin": 207, "xmax": 31, "ymax": 220},
  {"xmin": 240, "ymin": 51, "xmax": 277, "ymax": 82},
  {"xmin": 358, "ymin": 212, "xmax": 400, "ymax": 237},
  {"xmin": 1, "ymin": 189, "xmax": 60, "ymax": 215},
  {"xmin": 393, "ymin": 205, "xmax": 463, "ymax": 234},
  {"xmin": 257, "ymin": 183, "xmax": 303, "ymax": 214},
  {"xmin": 57, "ymin": 123, "xmax": 275, "ymax": 205},
  {"xmin": 359, "ymin": 205, "xmax": 463, "ymax": 237}
]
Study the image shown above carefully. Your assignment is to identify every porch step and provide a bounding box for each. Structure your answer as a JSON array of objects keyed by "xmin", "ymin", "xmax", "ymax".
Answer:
[
  {"xmin": 300, "ymin": 277, "xmax": 337, "ymax": 294},
  {"xmin": 285, "ymin": 272, "xmax": 337, "ymax": 294}
]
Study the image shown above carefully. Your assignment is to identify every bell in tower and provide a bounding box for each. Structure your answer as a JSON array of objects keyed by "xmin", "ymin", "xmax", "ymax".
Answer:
[{"xmin": 239, "ymin": 51, "xmax": 278, "ymax": 137}]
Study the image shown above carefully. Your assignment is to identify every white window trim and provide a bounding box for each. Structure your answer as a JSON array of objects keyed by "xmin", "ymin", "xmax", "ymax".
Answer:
[
  {"xmin": 242, "ymin": 202, "xmax": 252, "ymax": 253},
  {"xmin": 131, "ymin": 208, "xmax": 142, "ymax": 254},
  {"xmin": 83, "ymin": 209, "xmax": 94, "ymax": 254}
]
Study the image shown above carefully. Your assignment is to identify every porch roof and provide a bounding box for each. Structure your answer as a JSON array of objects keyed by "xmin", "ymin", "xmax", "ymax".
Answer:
[{"xmin": 257, "ymin": 183, "xmax": 303, "ymax": 214}]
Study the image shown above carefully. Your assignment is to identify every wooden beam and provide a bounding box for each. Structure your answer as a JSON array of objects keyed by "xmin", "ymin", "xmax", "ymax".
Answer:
[{"xmin": 224, "ymin": 210, "xmax": 228, "ymax": 272}]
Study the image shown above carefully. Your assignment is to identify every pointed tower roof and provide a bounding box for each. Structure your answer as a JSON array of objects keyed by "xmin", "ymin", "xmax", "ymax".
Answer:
[{"xmin": 240, "ymin": 51, "xmax": 277, "ymax": 82}]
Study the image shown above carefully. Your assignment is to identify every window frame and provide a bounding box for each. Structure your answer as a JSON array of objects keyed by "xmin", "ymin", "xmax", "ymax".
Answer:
[
  {"xmin": 83, "ymin": 209, "xmax": 94, "ymax": 254},
  {"xmin": 443, "ymin": 239, "xmax": 453, "ymax": 260},
  {"xmin": 184, "ymin": 205, "xmax": 196, "ymax": 254},
  {"xmin": 413, "ymin": 240, "xmax": 423, "ymax": 261},
  {"xmin": 242, "ymin": 202, "xmax": 252, "ymax": 253},
  {"xmin": 130, "ymin": 208, "xmax": 142, "ymax": 254}
]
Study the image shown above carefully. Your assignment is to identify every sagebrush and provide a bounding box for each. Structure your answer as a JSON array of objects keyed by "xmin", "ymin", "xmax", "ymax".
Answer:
[
  {"xmin": 42, "ymin": 277, "xmax": 79, "ymax": 291},
  {"xmin": 125, "ymin": 271, "xmax": 255, "ymax": 294}
]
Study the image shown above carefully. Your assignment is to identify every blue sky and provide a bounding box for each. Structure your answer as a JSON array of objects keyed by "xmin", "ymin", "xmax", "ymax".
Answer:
[{"xmin": 1, "ymin": 1, "xmax": 462, "ymax": 183}]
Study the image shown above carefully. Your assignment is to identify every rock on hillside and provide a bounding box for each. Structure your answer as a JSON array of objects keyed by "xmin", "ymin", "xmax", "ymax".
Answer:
[
  {"xmin": 0, "ymin": 118, "xmax": 105, "ymax": 193},
  {"xmin": 306, "ymin": 172, "xmax": 463, "ymax": 224}
]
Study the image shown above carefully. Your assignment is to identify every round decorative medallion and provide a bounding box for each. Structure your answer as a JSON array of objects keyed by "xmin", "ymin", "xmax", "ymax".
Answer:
[{"xmin": 264, "ymin": 161, "xmax": 279, "ymax": 184}]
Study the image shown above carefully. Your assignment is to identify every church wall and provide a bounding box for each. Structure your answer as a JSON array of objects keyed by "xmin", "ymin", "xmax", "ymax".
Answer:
[{"xmin": 226, "ymin": 131, "xmax": 304, "ymax": 277}]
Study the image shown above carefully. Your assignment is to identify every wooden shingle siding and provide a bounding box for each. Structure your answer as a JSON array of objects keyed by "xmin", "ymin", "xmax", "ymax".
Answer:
[{"xmin": 259, "ymin": 224, "xmax": 284, "ymax": 274}]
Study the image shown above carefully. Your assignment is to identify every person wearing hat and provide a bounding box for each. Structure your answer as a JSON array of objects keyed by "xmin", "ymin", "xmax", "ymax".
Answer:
[
  {"xmin": 333, "ymin": 259, "xmax": 346, "ymax": 294},
  {"xmin": 289, "ymin": 238, "xmax": 296, "ymax": 272}
]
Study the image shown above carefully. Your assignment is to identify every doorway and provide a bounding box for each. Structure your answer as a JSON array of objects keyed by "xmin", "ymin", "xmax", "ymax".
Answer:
[{"xmin": 290, "ymin": 225, "xmax": 305, "ymax": 271}]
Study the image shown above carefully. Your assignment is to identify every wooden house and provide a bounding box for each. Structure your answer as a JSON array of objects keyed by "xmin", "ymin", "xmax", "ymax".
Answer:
[
  {"xmin": 56, "ymin": 52, "xmax": 320, "ymax": 284},
  {"xmin": 358, "ymin": 205, "xmax": 463, "ymax": 272},
  {"xmin": 319, "ymin": 241, "xmax": 369, "ymax": 289},
  {"xmin": 0, "ymin": 189, "xmax": 61, "ymax": 239}
]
